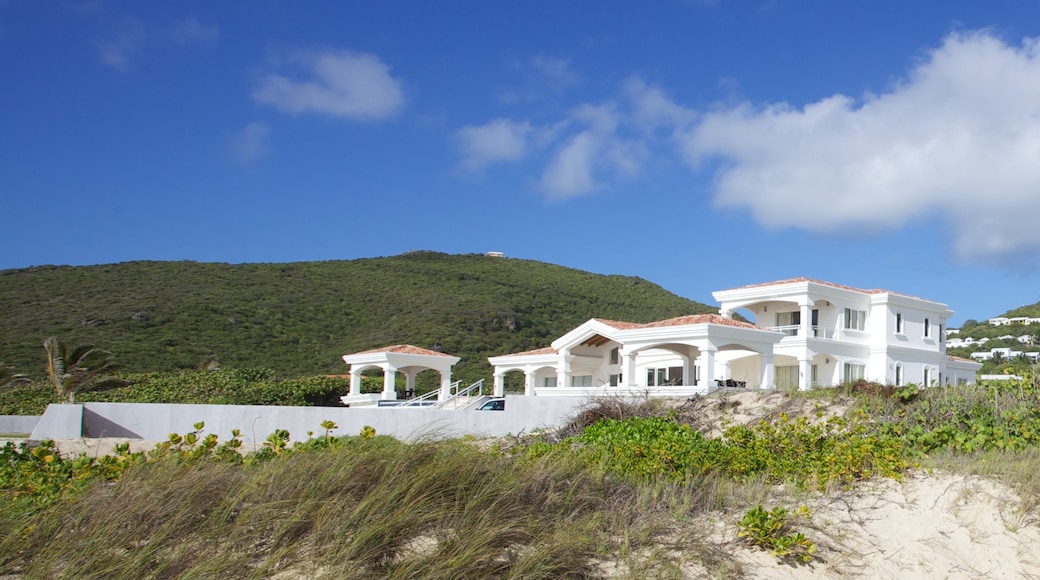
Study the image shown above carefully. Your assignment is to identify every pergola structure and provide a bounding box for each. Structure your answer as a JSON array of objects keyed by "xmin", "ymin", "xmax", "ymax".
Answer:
[{"xmin": 342, "ymin": 345, "xmax": 460, "ymax": 402}]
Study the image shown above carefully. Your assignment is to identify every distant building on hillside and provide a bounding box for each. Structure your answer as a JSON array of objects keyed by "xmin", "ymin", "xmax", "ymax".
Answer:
[
  {"xmin": 989, "ymin": 316, "xmax": 1040, "ymax": 326},
  {"xmin": 486, "ymin": 251, "xmax": 505, "ymax": 258}
]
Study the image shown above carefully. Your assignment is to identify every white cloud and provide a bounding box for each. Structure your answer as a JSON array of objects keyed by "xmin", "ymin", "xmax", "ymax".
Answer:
[
  {"xmin": 458, "ymin": 78, "xmax": 686, "ymax": 198},
  {"xmin": 537, "ymin": 102, "xmax": 647, "ymax": 198},
  {"xmin": 455, "ymin": 119, "xmax": 532, "ymax": 170},
  {"xmin": 681, "ymin": 30, "xmax": 1040, "ymax": 262},
  {"xmin": 170, "ymin": 16, "xmax": 218, "ymax": 44},
  {"xmin": 625, "ymin": 78, "xmax": 697, "ymax": 129},
  {"xmin": 531, "ymin": 55, "xmax": 580, "ymax": 90},
  {"xmin": 499, "ymin": 54, "xmax": 581, "ymax": 103},
  {"xmin": 252, "ymin": 50, "xmax": 405, "ymax": 121},
  {"xmin": 230, "ymin": 122, "xmax": 271, "ymax": 163},
  {"xmin": 539, "ymin": 132, "xmax": 601, "ymax": 197},
  {"xmin": 94, "ymin": 17, "xmax": 145, "ymax": 70}
]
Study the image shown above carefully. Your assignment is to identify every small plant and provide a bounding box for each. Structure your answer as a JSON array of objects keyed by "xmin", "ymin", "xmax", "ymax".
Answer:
[
  {"xmin": 320, "ymin": 420, "xmax": 337, "ymax": 443},
  {"xmin": 359, "ymin": 425, "xmax": 376, "ymax": 439},
  {"xmin": 737, "ymin": 505, "xmax": 816, "ymax": 564},
  {"xmin": 263, "ymin": 429, "xmax": 291, "ymax": 454}
]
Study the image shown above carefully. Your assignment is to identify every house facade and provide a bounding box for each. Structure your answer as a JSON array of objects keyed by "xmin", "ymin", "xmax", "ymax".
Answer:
[
  {"xmin": 713, "ymin": 278, "xmax": 980, "ymax": 390},
  {"xmin": 488, "ymin": 278, "xmax": 981, "ymax": 396}
]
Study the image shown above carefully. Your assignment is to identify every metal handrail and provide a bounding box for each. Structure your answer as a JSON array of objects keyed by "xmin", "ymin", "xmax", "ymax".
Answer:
[
  {"xmin": 398, "ymin": 380, "xmax": 460, "ymax": 407},
  {"xmin": 441, "ymin": 379, "xmax": 485, "ymax": 410}
]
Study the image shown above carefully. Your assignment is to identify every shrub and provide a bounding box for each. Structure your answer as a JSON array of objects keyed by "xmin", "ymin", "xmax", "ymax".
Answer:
[{"xmin": 737, "ymin": 505, "xmax": 816, "ymax": 563}]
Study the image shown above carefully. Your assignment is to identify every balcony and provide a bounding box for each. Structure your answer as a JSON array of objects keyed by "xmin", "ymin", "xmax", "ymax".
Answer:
[{"xmin": 767, "ymin": 325, "xmax": 836, "ymax": 339}]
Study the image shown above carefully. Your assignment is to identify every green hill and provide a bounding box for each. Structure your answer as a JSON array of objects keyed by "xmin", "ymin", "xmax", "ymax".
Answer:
[{"xmin": 0, "ymin": 252, "xmax": 716, "ymax": 384}]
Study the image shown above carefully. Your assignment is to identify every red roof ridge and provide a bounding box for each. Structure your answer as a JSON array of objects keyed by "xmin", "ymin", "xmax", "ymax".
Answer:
[
  {"xmin": 598, "ymin": 314, "xmax": 762, "ymax": 331},
  {"xmin": 352, "ymin": 344, "xmax": 454, "ymax": 357},
  {"xmin": 495, "ymin": 346, "xmax": 558, "ymax": 357}
]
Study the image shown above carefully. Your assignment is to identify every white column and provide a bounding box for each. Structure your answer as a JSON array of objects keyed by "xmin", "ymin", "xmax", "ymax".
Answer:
[
  {"xmin": 682, "ymin": 355, "xmax": 692, "ymax": 387},
  {"xmin": 349, "ymin": 368, "xmax": 362, "ymax": 396},
  {"xmin": 621, "ymin": 349, "xmax": 637, "ymax": 387},
  {"xmin": 798, "ymin": 357, "xmax": 812, "ymax": 391},
  {"xmin": 382, "ymin": 365, "xmax": 397, "ymax": 400},
  {"xmin": 404, "ymin": 370, "xmax": 416, "ymax": 399},
  {"xmin": 702, "ymin": 347, "xmax": 717, "ymax": 389},
  {"xmin": 556, "ymin": 352, "xmax": 572, "ymax": 389},
  {"xmin": 493, "ymin": 371, "xmax": 505, "ymax": 397},
  {"xmin": 524, "ymin": 369, "xmax": 536, "ymax": 396},
  {"xmin": 759, "ymin": 354, "xmax": 775, "ymax": 390},
  {"xmin": 800, "ymin": 302, "xmax": 812, "ymax": 338},
  {"xmin": 439, "ymin": 372, "xmax": 452, "ymax": 401}
]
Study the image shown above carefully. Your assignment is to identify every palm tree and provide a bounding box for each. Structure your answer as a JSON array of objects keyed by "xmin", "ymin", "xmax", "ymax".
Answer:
[
  {"xmin": 43, "ymin": 337, "xmax": 126, "ymax": 403},
  {"xmin": 0, "ymin": 363, "xmax": 30, "ymax": 389}
]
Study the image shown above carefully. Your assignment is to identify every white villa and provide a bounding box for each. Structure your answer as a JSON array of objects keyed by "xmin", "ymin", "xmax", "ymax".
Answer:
[
  {"xmin": 489, "ymin": 278, "xmax": 981, "ymax": 396},
  {"xmin": 988, "ymin": 316, "xmax": 1040, "ymax": 326}
]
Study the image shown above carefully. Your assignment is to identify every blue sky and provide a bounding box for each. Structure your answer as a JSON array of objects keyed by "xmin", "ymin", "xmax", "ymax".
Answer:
[{"xmin": 3, "ymin": 1, "xmax": 1040, "ymax": 325}]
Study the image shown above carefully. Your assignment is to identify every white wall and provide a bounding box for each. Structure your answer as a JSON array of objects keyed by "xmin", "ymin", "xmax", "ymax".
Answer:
[
  {"xmin": 0, "ymin": 415, "xmax": 41, "ymax": 435},
  {"xmin": 30, "ymin": 397, "xmax": 596, "ymax": 445}
]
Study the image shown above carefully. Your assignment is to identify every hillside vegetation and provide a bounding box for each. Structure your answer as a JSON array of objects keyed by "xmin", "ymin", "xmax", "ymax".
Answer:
[{"xmin": 0, "ymin": 252, "xmax": 715, "ymax": 384}]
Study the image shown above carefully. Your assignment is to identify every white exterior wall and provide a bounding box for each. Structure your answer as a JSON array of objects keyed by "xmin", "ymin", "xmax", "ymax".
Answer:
[
  {"xmin": 31, "ymin": 397, "xmax": 595, "ymax": 444},
  {"xmin": 714, "ymin": 280, "xmax": 977, "ymax": 389}
]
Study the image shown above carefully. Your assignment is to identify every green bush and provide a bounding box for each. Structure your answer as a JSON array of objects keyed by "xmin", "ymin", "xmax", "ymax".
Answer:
[
  {"xmin": 555, "ymin": 413, "xmax": 914, "ymax": 490},
  {"xmin": 737, "ymin": 505, "xmax": 816, "ymax": 563}
]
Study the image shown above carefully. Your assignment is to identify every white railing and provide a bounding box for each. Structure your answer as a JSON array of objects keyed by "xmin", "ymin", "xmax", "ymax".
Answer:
[
  {"xmin": 767, "ymin": 325, "xmax": 836, "ymax": 339},
  {"xmin": 768, "ymin": 325, "xmax": 799, "ymax": 336},
  {"xmin": 396, "ymin": 382, "xmax": 454, "ymax": 408},
  {"xmin": 813, "ymin": 326, "xmax": 836, "ymax": 339},
  {"xmin": 440, "ymin": 379, "xmax": 486, "ymax": 410}
]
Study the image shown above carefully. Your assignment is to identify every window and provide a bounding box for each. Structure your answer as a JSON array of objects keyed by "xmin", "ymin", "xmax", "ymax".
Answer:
[
  {"xmin": 608, "ymin": 347, "xmax": 619, "ymax": 365},
  {"xmin": 776, "ymin": 311, "xmax": 800, "ymax": 326},
  {"xmin": 776, "ymin": 366, "xmax": 798, "ymax": 389},
  {"xmin": 844, "ymin": 308, "xmax": 866, "ymax": 331},
  {"xmin": 895, "ymin": 313, "xmax": 904, "ymax": 334},
  {"xmin": 843, "ymin": 363, "xmax": 865, "ymax": 383},
  {"xmin": 923, "ymin": 367, "xmax": 931, "ymax": 386},
  {"xmin": 609, "ymin": 374, "xmax": 620, "ymax": 386},
  {"xmin": 571, "ymin": 375, "xmax": 592, "ymax": 387},
  {"xmin": 894, "ymin": 364, "xmax": 903, "ymax": 386},
  {"xmin": 924, "ymin": 318, "xmax": 931, "ymax": 338},
  {"xmin": 646, "ymin": 366, "xmax": 683, "ymax": 386},
  {"xmin": 543, "ymin": 376, "xmax": 557, "ymax": 388},
  {"xmin": 775, "ymin": 311, "xmax": 800, "ymax": 336}
]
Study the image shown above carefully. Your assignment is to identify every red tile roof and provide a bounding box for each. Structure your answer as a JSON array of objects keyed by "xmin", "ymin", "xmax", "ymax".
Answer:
[
  {"xmin": 597, "ymin": 314, "xmax": 762, "ymax": 331},
  {"xmin": 497, "ymin": 346, "xmax": 558, "ymax": 357},
  {"xmin": 352, "ymin": 344, "xmax": 455, "ymax": 357},
  {"xmin": 949, "ymin": 355, "xmax": 979, "ymax": 363}
]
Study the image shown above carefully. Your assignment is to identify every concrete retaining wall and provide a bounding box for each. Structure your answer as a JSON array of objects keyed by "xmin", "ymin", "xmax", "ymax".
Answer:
[
  {"xmin": 29, "ymin": 395, "xmax": 598, "ymax": 445},
  {"xmin": 0, "ymin": 415, "xmax": 41, "ymax": 435}
]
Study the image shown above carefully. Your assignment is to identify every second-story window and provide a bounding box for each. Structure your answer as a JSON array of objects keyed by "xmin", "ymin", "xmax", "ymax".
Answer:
[
  {"xmin": 844, "ymin": 308, "xmax": 866, "ymax": 331},
  {"xmin": 608, "ymin": 347, "xmax": 619, "ymax": 365},
  {"xmin": 924, "ymin": 318, "xmax": 931, "ymax": 338},
  {"xmin": 895, "ymin": 313, "xmax": 904, "ymax": 334}
]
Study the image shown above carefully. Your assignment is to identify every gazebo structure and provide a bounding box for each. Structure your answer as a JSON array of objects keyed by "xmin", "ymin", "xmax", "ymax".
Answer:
[{"xmin": 341, "ymin": 345, "xmax": 460, "ymax": 404}]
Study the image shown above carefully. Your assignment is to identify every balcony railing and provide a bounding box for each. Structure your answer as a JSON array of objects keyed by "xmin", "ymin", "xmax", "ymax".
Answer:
[{"xmin": 767, "ymin": 325, "xmax": 836, "ymax": 339}]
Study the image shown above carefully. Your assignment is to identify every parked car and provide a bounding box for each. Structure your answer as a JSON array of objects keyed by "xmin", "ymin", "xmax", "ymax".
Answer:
[{"xmin": 477, "ymin": 398, "xmax": 505, "ymax": 411}]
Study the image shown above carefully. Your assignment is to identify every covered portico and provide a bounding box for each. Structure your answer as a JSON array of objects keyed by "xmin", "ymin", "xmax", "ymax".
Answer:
[
  {"xmin": 341, "ymin": 345, "xmax": 460, "ymax": 403},
  {"xmin": 489, "ymin": 315, "xmax": 783, "ymax": 396}
]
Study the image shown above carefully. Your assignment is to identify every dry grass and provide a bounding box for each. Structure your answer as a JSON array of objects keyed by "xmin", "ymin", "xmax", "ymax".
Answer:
[
  {"xmin": 0, "ymin": 435, "xmax": 748, "ymax": 578},
  {"xmin": 925, "ymin": 447, "xmax": 1040, "ymax": 524}
]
